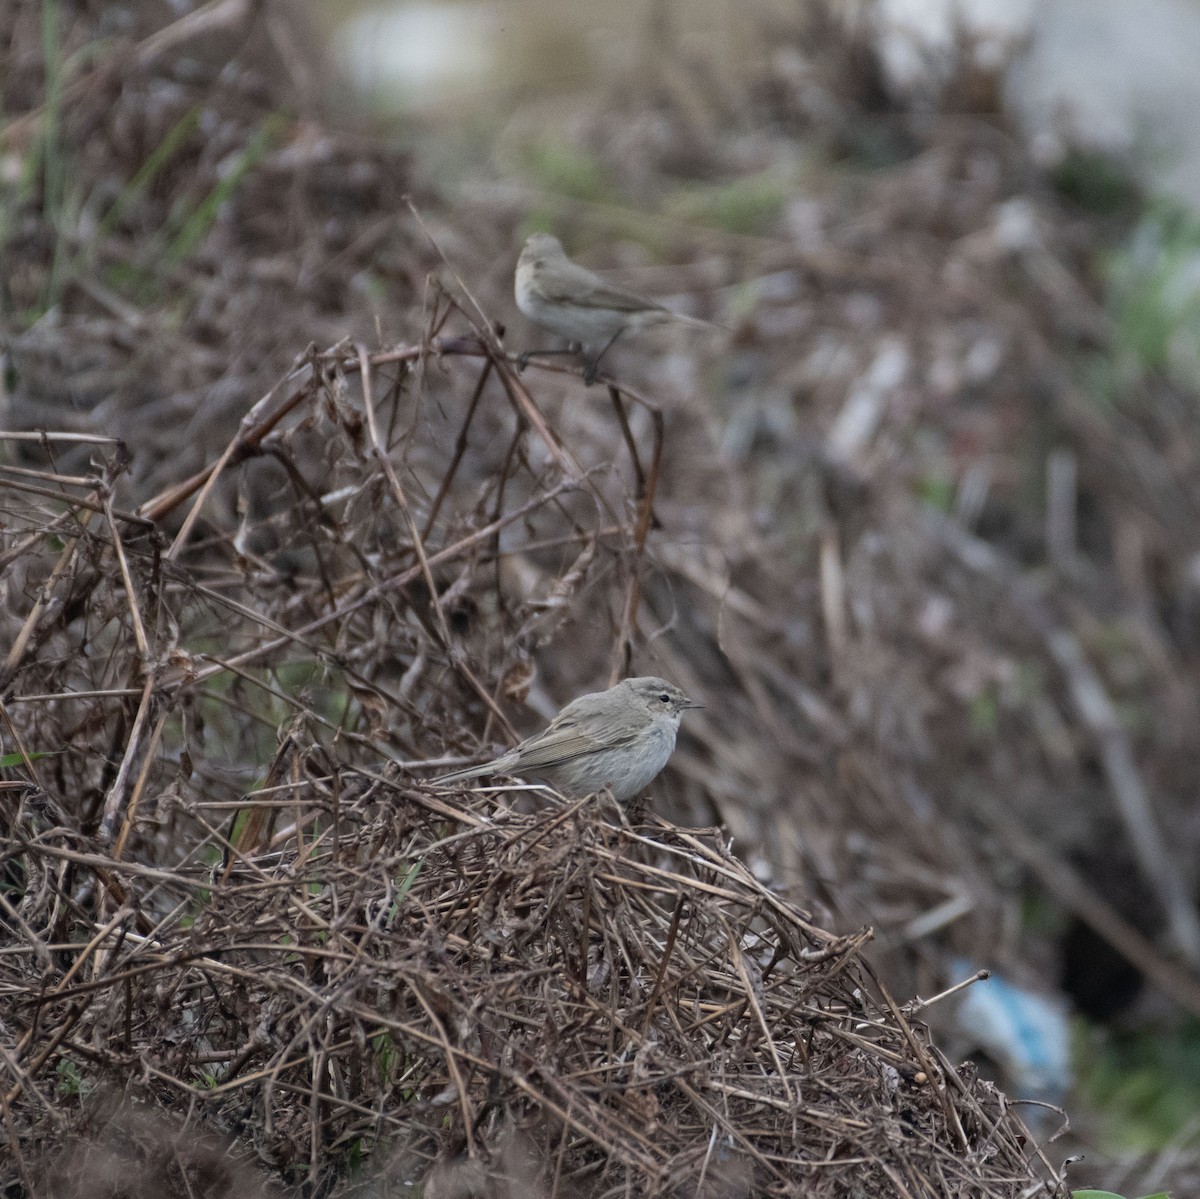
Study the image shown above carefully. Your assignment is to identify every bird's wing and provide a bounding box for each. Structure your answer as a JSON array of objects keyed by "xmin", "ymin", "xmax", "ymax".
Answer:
[
  {"xmin": 511, "ymin": 709, "xmax": 642, "ymax": 770},
  {"xmin": 535, "ymin": 262, "xmax": 724, "ymax": 325},
  {"xmin": 534, "ymin": 259, "xmax": 665, "ymax": 314},
  {"xmin": 573, "ymin": 277, "xmax": 667, "ymax": 314},
  {"xmin": 509, "ymin": 720, "xmax": 604, "ymax": 770}
]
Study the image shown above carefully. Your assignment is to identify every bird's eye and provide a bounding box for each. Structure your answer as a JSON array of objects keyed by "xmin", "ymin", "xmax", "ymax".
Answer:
[{"xmin": 659, "ymin": 693, "xmax": 670, "ymax": 704}]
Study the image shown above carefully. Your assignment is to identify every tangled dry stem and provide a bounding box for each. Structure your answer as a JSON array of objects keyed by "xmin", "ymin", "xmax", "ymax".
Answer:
[{"xmin": 1, "ymin": 328, "xmax": 1060, "ymax": 1195}]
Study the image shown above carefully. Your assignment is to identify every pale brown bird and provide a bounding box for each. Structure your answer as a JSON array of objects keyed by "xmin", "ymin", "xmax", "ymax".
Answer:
[
  {"xmin": 434, "ymin": 676, "xmax": 701, "ymax": 802},
  {"xmin": 514, "ymin": 233, "xmax": 721, "ymax": 383}
]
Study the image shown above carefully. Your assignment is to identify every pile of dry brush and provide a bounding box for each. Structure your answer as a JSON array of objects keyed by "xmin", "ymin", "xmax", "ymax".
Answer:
[{"xmin": 0, "ymin": 336, "xmax": 1062, "ymax": 1197}]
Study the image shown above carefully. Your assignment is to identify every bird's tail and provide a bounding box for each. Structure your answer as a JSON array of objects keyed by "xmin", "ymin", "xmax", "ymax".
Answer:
[{"xmin": 432, "ymin": 761, "xmax": 493, "ymax": 786}]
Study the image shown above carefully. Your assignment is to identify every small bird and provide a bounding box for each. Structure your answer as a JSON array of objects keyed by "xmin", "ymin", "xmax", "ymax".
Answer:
[
  {"xmin": 514, "ymin": 233, "xmax": 721, "ymax": 383},
  {"xmin": 434, "ymin": 676, "xmax": 701, "ymax": 802}
]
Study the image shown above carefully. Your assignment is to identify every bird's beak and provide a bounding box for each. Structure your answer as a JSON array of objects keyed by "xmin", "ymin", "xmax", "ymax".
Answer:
[{"xmin": 684, "ymin": 699, "xmax": 704, "ymax": 710}]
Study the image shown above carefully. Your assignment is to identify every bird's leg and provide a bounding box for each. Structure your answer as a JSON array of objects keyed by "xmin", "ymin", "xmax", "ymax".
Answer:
[
  {"xmin": 516, "ymin": 343, "xmax": 583, "ymax": 373},
  {"xmin": 584, "ymin": 329, "xmax": 624, "ymax": 386},
  {"xmin": 594, "ymin": 785, "xmax": 629, "ymax": 825},
  {"xmin": 623, "ymin": 792, "xmax": 649, "ymax": 826}
]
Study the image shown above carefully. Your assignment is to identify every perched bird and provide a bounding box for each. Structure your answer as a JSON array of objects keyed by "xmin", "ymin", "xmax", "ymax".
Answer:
[
  {"xmin": 514, "ymin": 233, "xmax": 721, "ymax": 383},
  {"xmin": 434, "ymin": 676, "xmax": 701, "ymax": 802}
]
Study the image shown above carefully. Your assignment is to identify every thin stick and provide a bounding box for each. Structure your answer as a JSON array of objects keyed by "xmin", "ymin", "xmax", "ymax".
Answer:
[
  {"xmin": 0, "ymin": 431, "xmax": 124, "ymax": 444},
  {"xmin": 0, "ymin": 523, "xmax": 89, "ymax": 690},
  {"xmin": 903, "ymin": 970, "xmax": 990, "ymax": 1015},
  {"xmin": 97, "ymin": 673, "xmax": 159, "ymax": 846},
  {"xmin": 422, "ymin": 356, "xmax": 492, "ymax": 538},
  {"xmin": 607, "ymin": 387, "xmax": 664, "ymax": 683},
  {"xmin": 113, "ymin": 710, "xmax": 171, "ymax": 862},
  {"xmin": 102, "ymin": 498, "xmax": 151, "ymax": 660}
]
